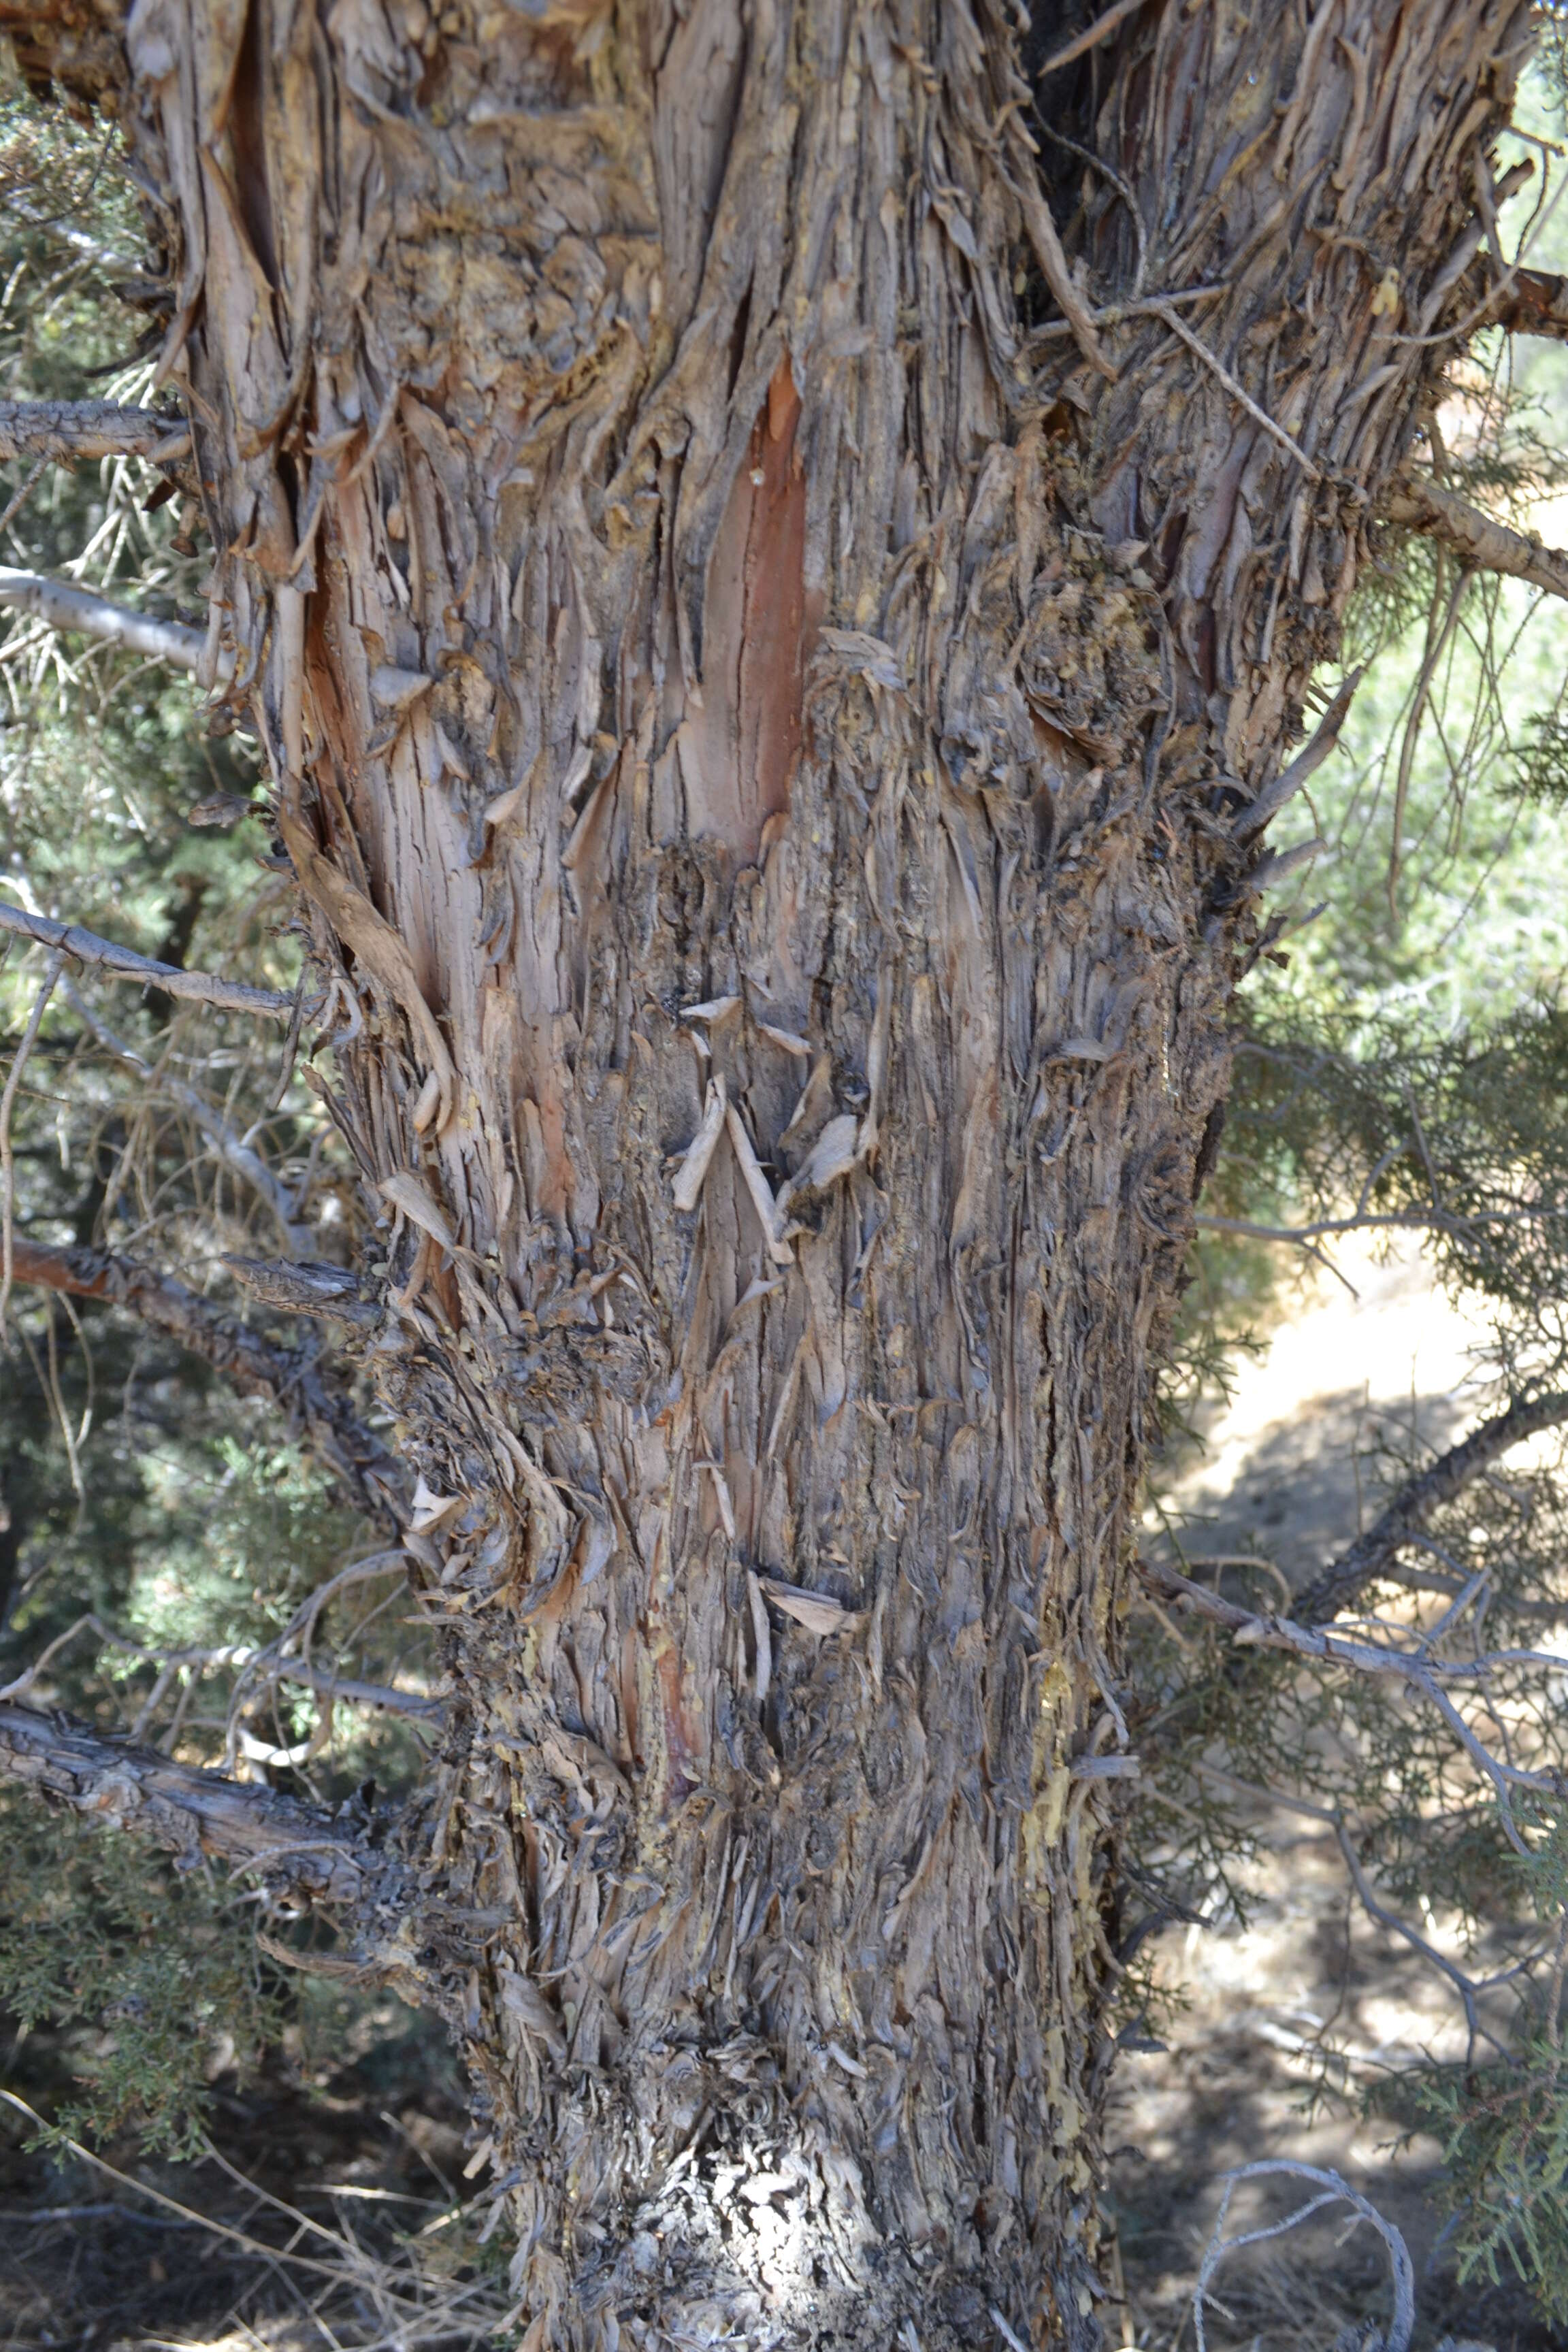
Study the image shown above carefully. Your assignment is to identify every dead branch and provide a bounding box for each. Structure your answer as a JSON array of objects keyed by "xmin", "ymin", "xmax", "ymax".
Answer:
[
  {"xmin": 4, "ymin": 1235, "xmax": 402, "ymax": 1525},
  {"xmin": 1232, "ymin": 668, "xmax": 1362, "ymax": 840},
  {"xmin": 0, "ymin": 397, "xmax": 191, "ymax": 466},
  {"xmin": 0, "ymin": 1699, "xmax": 378, "ymax": 1904},
  {"xmin": 1142, "ymin": 1556, "xmax": 1568, "ymax": 1855},
  {"xmin": 1006, "ymin": 122, "xmax": 1117, "ymax": 380},
  {"xmin": 224, "ymin": 1254, "xmax": 380, "ymax": 1327},
  {"xmin": 1035, "ymin": 0, "xmax": 1149, "ymax": 79},
  {"xmin": 0, "ymin": 948, "xmax": 63, "ymax": 1325},
  {"xmin": 1385, "ymin": 474, "xmax": 1568, "ymax": 601},
  {"xmin": 1193, "ymin": 1203, "xmax": 1565, "ymax": 1243},
  {"xmin": 1294, "ymin": 1390, "xmax": 1568, "ymax": 1624},
  {"xmin": 1198, "ymin": 1764, "xmax": 1534, "ymax": 2055},
  {"xmin": 1389, "ymin": 555, "xmax": 1470, "ymax": 917},
  {"xmin": 1141, "ymin": 1556, "xmax": 1568, "ymax": 1695},
  {"xmin": 0, "ymin": 1610, "xmax": 438, "ymax": 1722},
  {"xmin": 0, "ymin": 567, "xmax": 206, "ymax": 669},
  {"xmin": 0, "ymin": 900, "xmax": 304, "ymax": 1020},
  {"xmin": 1194, "ymin": 2161, "xmax": 1415, "ymax": 2352},
  {"xmin": 1149, "ymin": 299, "xmax": 1322, "ymax": 479},
  {"xmin": 1490, "ymin": 264, "xmax": 1568, "ymax": 341}
]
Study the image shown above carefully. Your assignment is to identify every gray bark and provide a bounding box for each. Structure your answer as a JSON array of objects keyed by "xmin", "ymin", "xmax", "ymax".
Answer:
[
  {"xmin": 0, "ymin": 567, "xmax": 206, "ymax": 668},
  {"xmin": 0, "ymin": 1698, "xmax": 381, "ymax": 1906},
  {"xmin": 0, "ymin": 899, "xmax": 297, "ymax": 1019},
  {"xmin": 0, "ymin": 0, "xmax": 1539, "ymax": 2342},
  {"xmin": 1386, "ymin": 476, "xmax": 1568, "ymax": 602},
  {"xmin": 0, "ymin": 397, "xmax": 190, "ymax": 465}
]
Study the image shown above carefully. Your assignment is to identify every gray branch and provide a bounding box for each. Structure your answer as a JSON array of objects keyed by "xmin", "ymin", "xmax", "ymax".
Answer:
[
  {"xmin": 1194, "ymin": 2162, "xmax": 1414, "ymax": 2352},
  {"xmin": 0, "ymin": 399, "xmax": 191, "ymax": 467},
  {"xmin": 1385, "ymin": 474, "xmax": 1568, "ymax": 602},
  {"xmin": 1293, "ymin": 1389, "xmax": 1568, "ymax": 1625},
  {"xmin": 0, "ymin": 566, "xmax": 206, "ymax": 669},
  {"xmin": 5, "ymin": 1235, "xmax": 402, "ymax": 1527},
  {"xmin": 0, "ymin": 1699, "xmax": 376, "ymax": 1905},
  {"xmin": 1232, "ymin": 668, "xmax": 1363, "ymax": 842},
  {"xmin": 0, "ymin": 899, "xmax": 303, "ymax": 1021},
  {"xmin": 224, "ymin": 1254, "xmax": 381, "ymax": 1327},
  {"xmin": 63, "ymin": 979, "xmax": 313, "ymax": 1255}
]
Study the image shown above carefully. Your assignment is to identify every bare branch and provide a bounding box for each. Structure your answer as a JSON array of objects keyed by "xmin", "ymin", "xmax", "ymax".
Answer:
[
  {"xmin": 1024, "ymin": 282, "xmax": 1227, "ymax": 346},
  {"xmin": 1194, "ymin": 2161, "xmax": 1415, "ymax": 2352},
  {"xmin": 1143, "ymin": 1557, "xmax": 1567, "ymax": 1852},
  {"xmin": 1193, "ymin": 1203, "xmax": 1565, "ymax": 1243},
  {"xmin": 224, "ymin": 1254, "xmax": 380, "ymax": 1327},
  {"xmin": 0, "ymin": 567, "xmax": 206, "ymax": 670},
  {"xmin": 1141, "ymin": 1556, "xmax": 1568, "ymax": 1695},
  {"xmin": 1149, "ymin": 299, "xmax": 1323, "ymax": 480},
  {"xmin": 62, "ymin": 978, "xmax": 312, "ymax": 1254},
  {"xmin": 1232, "ymin": 668, "xmax": 1362, "ymax": 841},
  {"xmin": 0, "ymin": 899, "xmax": 304, "ymax": 1021},
  {"xmin": 1035, "ymin": 0, "xmax": 1148, "ymax": 79},
  {"xmin": 1492, "ymin": 265, "xmax": 1568, "ymax": 342},
  {"xmin": 1294, "ymin": 1390, "xmax": 1568, "ymax": 1625},
  {"xmin": 1, "ymin": 948, "xmax": 64, "ymax": 1326},
  {"xmin": 0, "ymin": 398, "xmax": 191, "ymax": 467},
  {"xmin": 1198, "ymin": 1764, "xmax": 1531, "ymax": 2056},
  {"xmin": 4, "ymin": 1235, "xmax": 402, "ymax": 1526},
  {"xmin": 0, "ymin": 1699, "xmax": 376, "ymax": 1904},
  {"xmin": 0, "ymin": 1610, "xmax": 438, "ymax": 1722},
  {"xmin": 1385, "ymin": 475, "xmax": 1568, "ymax": 602},
  {"xmin": 1005, "ymin": 118, "xmax": 1117, "ymax": 381}
]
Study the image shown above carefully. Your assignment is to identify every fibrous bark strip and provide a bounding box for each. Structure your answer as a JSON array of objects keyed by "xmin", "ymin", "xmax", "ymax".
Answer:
[{"xmin": 0, "ymin": 0, "xmax": 1534, "ymax": 2340}]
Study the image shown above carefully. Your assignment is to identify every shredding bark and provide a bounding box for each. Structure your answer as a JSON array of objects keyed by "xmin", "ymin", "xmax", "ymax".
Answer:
[{"xmin": 0, "ymin": 0, "xmax": 1541, "ymax": 2340}]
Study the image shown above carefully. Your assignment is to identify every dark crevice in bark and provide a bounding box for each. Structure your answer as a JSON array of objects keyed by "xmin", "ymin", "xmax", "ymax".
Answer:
[{"xmin": 0, "ymin": 0, "xmax": 1535, "ymax": 2341}]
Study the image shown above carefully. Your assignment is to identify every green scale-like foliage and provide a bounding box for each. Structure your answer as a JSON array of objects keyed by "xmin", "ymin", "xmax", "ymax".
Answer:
[{"xmin": 0, "ymin": 1793, "xmax": 286, "ymax": 2157}]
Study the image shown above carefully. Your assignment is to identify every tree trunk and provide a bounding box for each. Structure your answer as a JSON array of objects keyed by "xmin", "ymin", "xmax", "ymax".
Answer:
[{"xmin": 10, "ymin": 0, "xmax": 1531, "ymax": 2340}]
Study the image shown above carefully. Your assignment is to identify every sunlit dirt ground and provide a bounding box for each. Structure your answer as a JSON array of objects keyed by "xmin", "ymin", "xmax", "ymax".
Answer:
[{"xmin": 1120, "ymin": 1237, "xmax": 1556, "ymax": 2352}]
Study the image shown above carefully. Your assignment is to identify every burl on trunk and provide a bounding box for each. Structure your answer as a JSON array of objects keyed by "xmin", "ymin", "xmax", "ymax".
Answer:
[{"xmin": 27, "ymin": 0, "xmax": 1524, "ymax": 2340}]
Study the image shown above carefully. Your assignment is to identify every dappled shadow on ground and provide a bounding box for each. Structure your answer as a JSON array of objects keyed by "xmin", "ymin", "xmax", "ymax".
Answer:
[
  {"xmin": 1109, "ymin": 1821, "xmax": 1563, "ymax": 2352},
  {"xmin": 1149, "ymin": 1231, "xmax": 1486, "ymax": 1592},
  {"xmin": 1122, "ymin": 1239, "xmax": 1562, "ymax": 2344},
  {"xmin": 0, "ymin": 1991, "xmax": 504, "ymax": 2352},
  {"xmin": 1152, "ymin": 1380, "xmax": 1469, "ymax": 1595}
]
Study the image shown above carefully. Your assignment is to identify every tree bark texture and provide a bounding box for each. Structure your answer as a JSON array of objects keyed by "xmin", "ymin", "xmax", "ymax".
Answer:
[
  {"xmin": 10, "ymin": 0, "xmax": 1533, "ymax": 2341},
  {"xmin": 0, "ymin": 1697, "xmax": 394, "ymax": 1908}
]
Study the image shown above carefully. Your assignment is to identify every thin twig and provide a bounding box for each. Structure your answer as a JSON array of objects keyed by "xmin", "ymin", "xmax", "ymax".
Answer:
[
  {"xmin": 1147, "ymin": 299, "xmax": 1323, "ymax": 478},
  {"xmin": 1197, "ymin": 1765, "xmax": 1524, "ymax": 2060},
  {"xmin": 1033, "ymin": 115, "xmax": 1149, "ymax": 295},
  {"xmin": 1025, "ymin": 282, "xmax": 1226, "ymax": 344},
  {"xmin": 1036, "ymin": 0, "xmax": 1151, "ymax": 78},
  {"xmin": 0, "ymin": 947, "xmax": 64, "ymax": 1331},
  {"xmin": 0, "ymin": 457, "xmax": 47, "ymax": 539},
  {"xmin": 1194, "ymin": 2161, "xmax": 1415, "ymax": 2352},
  {"xmin": 1389, "ymin": 561, "xmax": 1470, "ymax": 921},
  {"xmin": 1193, "ymin": 1203, "xmax": 1567, "ymax": 1243}
]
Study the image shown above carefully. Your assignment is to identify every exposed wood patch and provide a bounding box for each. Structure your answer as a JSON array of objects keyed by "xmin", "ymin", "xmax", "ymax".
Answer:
[{"xmin": 681, "ymin": 355, "xmax": 814, "ymax": 857}]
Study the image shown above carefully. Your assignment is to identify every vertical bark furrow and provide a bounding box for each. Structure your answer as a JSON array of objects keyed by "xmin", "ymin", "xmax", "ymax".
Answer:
[{"xmin": 69, "ymin": 0, "xmax": 1530, "ymax": 2342}]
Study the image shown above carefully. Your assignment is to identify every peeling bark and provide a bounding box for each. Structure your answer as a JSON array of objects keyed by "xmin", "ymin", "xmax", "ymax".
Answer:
[
  {"xmin": 0, "ymin": 397, "xmax": 191, "ymax": 464},
  {"xmin": 2, "ymin": 0, "xmax": 1538, "ymax": 2342},
  {"xmin": 1386, "ymin": 474, "xmax": 1568, "ymax": 602},
  {"xmin": 0, "ymin": 1697, "xmax": 384, "ymax": 1904}
]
